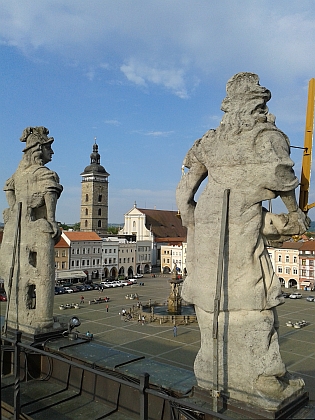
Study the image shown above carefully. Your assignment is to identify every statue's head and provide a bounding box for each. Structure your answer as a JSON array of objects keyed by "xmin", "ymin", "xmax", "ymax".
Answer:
[
  {"xmin": 20, "ymin": 127, "xmax": 54, "ymax": 165},
  {"xmin": 220, "ymin": 73, "xmax": 275, "ymax": 132}
]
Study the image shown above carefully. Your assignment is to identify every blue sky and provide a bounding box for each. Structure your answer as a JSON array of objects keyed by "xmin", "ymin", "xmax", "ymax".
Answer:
[{"xmin": 1, "ymin": 0, "xmax": 315, "ymax": 224}]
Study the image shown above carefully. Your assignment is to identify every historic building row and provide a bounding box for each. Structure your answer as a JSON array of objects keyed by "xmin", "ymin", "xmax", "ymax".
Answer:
[{"xmin": 267, "ymin": 240, "xmax": 315, "ymax": 290}]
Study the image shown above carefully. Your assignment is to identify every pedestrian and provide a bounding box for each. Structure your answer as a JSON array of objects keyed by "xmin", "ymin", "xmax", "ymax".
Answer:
[
  {"xmin": 80, "ymin": 295, "xmax": 84, "ymax": 304},
  {"xmin": 173, "ymin": 325, "xmax": 177, "ymax": 337},
  {"xmin": 106, "ymin": 304, "xmax": 109, "ymax": 312},
  {"xmin": 141, "ymin": 315, "xmax": 145, "ymax": 325}
]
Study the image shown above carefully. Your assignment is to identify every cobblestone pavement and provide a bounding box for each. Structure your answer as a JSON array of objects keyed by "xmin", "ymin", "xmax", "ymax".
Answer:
[{"xmin": 51, "ymin": 278, "xmax": 315, "ymax": 401}]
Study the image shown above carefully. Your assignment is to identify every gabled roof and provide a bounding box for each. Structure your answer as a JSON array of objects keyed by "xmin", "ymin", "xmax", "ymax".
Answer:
[
  {"xmin": 55, "ymin": 237, "xmax": 70, "ymax": 248},
  {"xmin": 138, "ymin": 208, "xmax": 187, "ymax": 239},
  {"xmin": 62, "ymin": 231, "xmax": 102, "ymax": 242}
]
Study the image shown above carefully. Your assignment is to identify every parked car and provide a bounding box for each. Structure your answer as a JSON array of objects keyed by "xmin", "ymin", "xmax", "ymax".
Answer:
[
  {"xmin": 133, "ymin": 274, "xmax": 143, "ymax": 279},
  {"xmin": 0, "ymin": 293, "xmax": 7, "ymax": 302},
  {"xmin": 70, "ymin": 285, "xmax": 81, "ymax": 292},
  {"xmin": 282, "ymin": 292, "xmax": 290, "ymax": 298},
  {"xmin": 91, "ymin": 283, "xmax": 101, "ymax": 290},
  {"xmin": 63, "ymin": 286, "xmax": 74, "ymax": 293},
  {"xmin": 306, "ymin": 295, "xmax": 315, "ymax": 302},
  {"xmin": 55, "ymin": 286, "xmax": 65, "ymax": 294},
  {"xmin": 289, "ymin": 293, "xmax": 302, "ymax": 299},
  {"xmin": 128, "ymin": 279, "xmax": 138, "ymax": 284}
]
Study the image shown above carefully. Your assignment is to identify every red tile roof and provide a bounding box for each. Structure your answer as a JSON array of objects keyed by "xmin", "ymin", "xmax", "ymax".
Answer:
[
  {"xmin": 63, "ymin": 231, "xmax": 102, "ymax": 241},
  {"xmin": 55, "ymin": 237, "xmax": 70, "ymax": 248},
  {"xmin": 138, "ymin": 209, "xmax": 187, "ymax": 239}
]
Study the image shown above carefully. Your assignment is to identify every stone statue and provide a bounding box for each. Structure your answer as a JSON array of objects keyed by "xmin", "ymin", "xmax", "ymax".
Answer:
[
  {"xmin": 176, "ymin": 73, "xmax": 310, "ymax": 409},
  {"xmin": 0, "ymin": 127, "xmax": 63, "ymax": 333}
]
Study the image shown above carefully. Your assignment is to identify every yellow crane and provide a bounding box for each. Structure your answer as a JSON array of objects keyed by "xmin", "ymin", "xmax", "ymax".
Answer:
[{"xmin": 299, "ymin": 78, "xmax": 315, "ymax": 213}]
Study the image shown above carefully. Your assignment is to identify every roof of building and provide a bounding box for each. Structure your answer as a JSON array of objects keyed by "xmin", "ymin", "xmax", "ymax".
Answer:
[
  {"xmin": 138, "ymin": 208, "xmax": 187, "ymax": 239},
  {"xmin": 299, "ymin": 240, "xmax": 315, "ymax": 251},
  {"xmin": 55, "ymin": 237, "xmax": 70, "ymax": 248},
  {"xmin": 62, "ymin": 231, "xmax": 102, "ymax": 241},
  {"xmin": 280, "ymin": 241, "xmax": 304, "ymax": 250}
]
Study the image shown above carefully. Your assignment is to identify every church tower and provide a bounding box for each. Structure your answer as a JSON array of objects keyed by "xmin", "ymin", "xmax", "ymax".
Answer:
[{"xmin": 80, "ymin": 141, "xmax": 110, "ymax": 234}]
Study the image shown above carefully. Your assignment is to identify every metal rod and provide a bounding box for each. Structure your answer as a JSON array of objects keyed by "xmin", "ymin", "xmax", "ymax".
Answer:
[
  {"xmin": 212, "ymin": 189, "xmax": 230, "ymax": 412},
  {"xmin": 139, "ymin": 372, "xmax": 149, "ymax": 420},
  {"xmin": 14, "ymin": 330, "xmax": 22, "ymax": 420},
  {"xmin": 4, "ymin": 202, "xmax": 22, "ymax": 335}
]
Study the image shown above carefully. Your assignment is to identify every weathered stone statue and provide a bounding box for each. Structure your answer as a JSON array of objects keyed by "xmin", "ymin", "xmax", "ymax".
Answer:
[
  {"xmin": 0, "ymin": 127, "xmax": 63, "ymax": 333},
  {"xmin": 176, "ymin": 73, "xmax": 310, "ymax": 409}
]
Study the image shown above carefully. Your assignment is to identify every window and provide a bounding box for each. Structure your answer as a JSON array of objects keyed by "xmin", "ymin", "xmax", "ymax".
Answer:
[
  {"xmin": 62, "ymin": 250, "xmax": 66, "ymax": 257},
  {"xmin": 98, "ymin": 220, "xmax": 102, "ymax": 228},
  {"xmin": 293, "ymin": 267, "xmax": 298, "ymax": 275},
  {"xmin": 55, "ymin": 251, "xmax": 59, "ymax": 257},
  {"xmin": 302, "ymin": 259, "xmax": 306, "ymax": 266},
  {"xmin": 56, "ymin": 262, "xmax": 59, "ymax": 269},
  {"xmin": 302, "ymin": 269, "xmax": 307, "ymax": 276},
  {"xmin": 71, "ymin": 261, "xmax": 75, "ymax": 267},
  {"xmin": 277, "ymin": 266, "xmax": 282, "ymax": 273},
  {"xmin": 285, "ymin": 255, "xmax": 290, "ymax": 263},
  {"xmin": 85, "ymin": 208, "xmax": 88, "ymax": 215},
  {"xmin": 113, "ymin": 258, "xmax": 116, "ymax": 263},
  {"xmin": 98, "ymin": 194, "xmax": 102, "ymax": 202},
  {"xmin": 109, "ymin": 258, "xmax": 112, "ymax": 264},
  {"xmin": 119, "ymin": 258, "xmax": 121, "ymax": 263},
  {"xmin": 82, "ymin": 260, "xmax": 85, "ymax": 266},
  {"xmin": 85, "ymin": 194, "xmax": 89, "ymax": 202},
  {"xmin": 278, "ymin": 255, "xmax": 282, "ymax": 262},
  {"xmin": 97, "ymin": 259, "xmax": 100, "ymax": 265},
  {"xmin": 98, "ymin": 208, "xmax": 101, "ymax": 216},
  {"xmin": 76, "ymin": 260, "xmax": 79, "ymax": 267},
  {"xmin": 93, "ymin": 259, "xmax": 95, "ymax": 265},
  {"xmin": 104, "ymin": 258, "xmax": 107, "ymax": 264},
  {"xmin": 83, "ymin": 248, "xmax": 85, "ymax": 254},
  {"xmin": 310, "ymin": 270, "xmax": 314, "ymax": 277},
  {"xmin": 123, "ymin": 258, "xmax": 126, "ymax": 263},
  {"xmin": 72, "ymin": 249, "xmax": 75, "ymax": 254},
  {"xmin": 109, "ymin": 249, "xmax": 111, "ymax": 253},
  {"xmin": 86, "ymin": 260, "xmax": 90, "ymax": 266},
  {"xmin": 310, "ymin": 260, "xmax": 314, "ymax": 266},
  {"xmin": 77, "ymin": 249, "xmax": 79, "ymax": 254},
  {"xmin": 293, "ymin": 256, "xmax": 297, "ymax": 264},
  {"xmin": 285, "ymin": 267, "xmax": 290, "ymax": 274},
  {"xmin": 133, "ymin": 221, "xmax": 136, "ymax": 228},
  {"xmin": 85, "ymin": 220, "xmax": 88, "ymax": 227}
]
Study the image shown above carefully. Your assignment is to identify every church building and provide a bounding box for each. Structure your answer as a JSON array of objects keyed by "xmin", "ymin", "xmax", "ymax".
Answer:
[{"xmin": 80, "ymin": 141, "xmax": 110, "ymax": 234}]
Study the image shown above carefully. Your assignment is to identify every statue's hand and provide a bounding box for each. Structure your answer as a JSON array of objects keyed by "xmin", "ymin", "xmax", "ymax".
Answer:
[
  {"xmin": 288, "ymin": 209, "xmax": 311, "ymax": 235},
  {"xmin": 50, "ymin": 221, "xmax": 61, "ymax": 242}
]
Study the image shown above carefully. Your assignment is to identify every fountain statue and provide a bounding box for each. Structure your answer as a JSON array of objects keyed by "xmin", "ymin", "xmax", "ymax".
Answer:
[{"xmin": 167, "ymin": 264, "xmax": 183, "ymax": 314}]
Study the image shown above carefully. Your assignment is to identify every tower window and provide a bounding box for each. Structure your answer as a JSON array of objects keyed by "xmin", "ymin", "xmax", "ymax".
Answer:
[
  {"xmin": 85, "ymin": 208, "xmax": 88, "ymax": 215},
  {"xmin": 98, "ymin": 208, "xmax": 102, "ymax": 216},
  {"xmin": 85, "ymin": 194, "xmax": 89, "ymax": 202},
  {"xmin": 85, "ymin": 220, "xmax": 88, "ymax": 228},
  {"xmin": 98, "ymin": 194, "xmax": 102, "ymax": 202},
  {"xmin": 98, "ymin": 220, "xmax": 102, "ymax": 228}
]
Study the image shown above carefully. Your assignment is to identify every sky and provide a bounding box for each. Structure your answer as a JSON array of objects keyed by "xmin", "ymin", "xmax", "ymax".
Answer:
[{"xmin": 0, "ymin": 0, "xmax": 315, "ymax": 224}]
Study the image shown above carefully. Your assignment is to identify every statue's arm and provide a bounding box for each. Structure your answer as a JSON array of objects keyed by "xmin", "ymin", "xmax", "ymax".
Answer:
[
  {"xmin": 176, "ymin": 149, "xmax": 207, "ymax": 227},
  {"xmin": 44, "ymin": 191, "xmax": 61, "ymax": 242}
]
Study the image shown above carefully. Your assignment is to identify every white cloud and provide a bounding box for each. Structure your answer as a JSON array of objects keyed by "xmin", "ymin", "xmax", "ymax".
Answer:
[
  {"xmin": 132, "ymin": 129, "xmax": 174, "ymax": 137},
  {"xmin": 121, "ymin": 59, "xmax": 188, "ymax": 98},
  {"xmin": 104, "ymin": 119, "xmax": 121, "ymax": 126}
]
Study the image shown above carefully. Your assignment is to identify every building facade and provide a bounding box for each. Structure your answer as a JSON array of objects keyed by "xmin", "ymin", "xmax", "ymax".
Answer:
[
  {"xmin": 80, "ymin": 141, "xmax": 110, "ymax": 234},
  {"xmin": 101, "ymin": 237, "xmax": 119, "ymax": 279},
  {"xmin": 62, "ymin": 231, "xmax": 103, "ymax": 281}
]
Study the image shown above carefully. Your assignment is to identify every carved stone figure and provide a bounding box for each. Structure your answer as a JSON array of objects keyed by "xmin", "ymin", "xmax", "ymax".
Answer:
[
  {"xmin": 0, "ymin": 127, "xmax": 63, "ymax": 333},
  {"xmin": 176, "ymin": 73, "xmax": 310, "ymax": 409}
]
